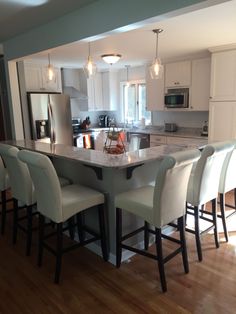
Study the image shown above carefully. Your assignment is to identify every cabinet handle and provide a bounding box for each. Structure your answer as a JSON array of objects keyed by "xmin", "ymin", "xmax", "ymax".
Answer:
[{"xmin": 209, "ymin": 96, "xmax": 212, "ymax": 99}]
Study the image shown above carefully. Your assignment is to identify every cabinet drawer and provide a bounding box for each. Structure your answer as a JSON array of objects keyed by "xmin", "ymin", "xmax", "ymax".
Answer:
[{"xmin": 150, "ymin": 135, "xmax": 166, "ymax": 147}]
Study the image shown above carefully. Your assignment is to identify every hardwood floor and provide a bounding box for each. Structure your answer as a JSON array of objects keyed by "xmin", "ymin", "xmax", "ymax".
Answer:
[{"xmin": 0, "ymin": 192, "xmax": 236, "ymax": 313}]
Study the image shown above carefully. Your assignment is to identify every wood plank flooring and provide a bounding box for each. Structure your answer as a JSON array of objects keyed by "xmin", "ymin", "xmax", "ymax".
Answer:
[{"xmin": 0, "ymin": 192, "xmax": 236, "ymax": 313}]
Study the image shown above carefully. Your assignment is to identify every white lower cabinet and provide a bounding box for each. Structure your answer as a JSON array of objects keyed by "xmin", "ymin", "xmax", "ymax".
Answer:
[
  {"xmin": 209, "ymin": 101, "xmax": 236, "ymax": 141},
  {"xmin": 166, "ymin": 136, "xmax": 205, "ymax": 146}
]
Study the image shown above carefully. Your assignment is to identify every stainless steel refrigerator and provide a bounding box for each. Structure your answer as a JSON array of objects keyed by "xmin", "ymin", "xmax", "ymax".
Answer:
[{"xmin": 28, "ymin": 93, "xmax": 73, "ymax": 145}]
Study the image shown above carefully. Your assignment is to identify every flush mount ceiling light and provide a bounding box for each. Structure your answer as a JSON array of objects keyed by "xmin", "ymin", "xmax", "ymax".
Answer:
[
  {"xmin": 149, "ymin": 28, "xmax": 163, "ymax": 79},
  {"xmin": 101, "ymin": 54, "xmax": 122, "ymax": 65},
  {"xmin": 84, "ymin": 42, "xmax": 97, "ymax": 78},
  {"xmin": 47, "ymin": 53, "xmax": 55, "ymax": 82},
  {"xmin": 125, "ymin": 65, "xmax": 130, "ymax": 87}
]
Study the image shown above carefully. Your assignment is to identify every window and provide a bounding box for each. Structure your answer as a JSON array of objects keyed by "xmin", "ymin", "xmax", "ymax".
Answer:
[{"xmin": 121, "ymin": 80, "xmax": 151, "ymax": 125}]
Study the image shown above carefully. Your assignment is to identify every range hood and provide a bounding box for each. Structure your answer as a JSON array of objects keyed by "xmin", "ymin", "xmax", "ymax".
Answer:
[{"xmin": 61, "ymin": 68, "xmax": 88, "ymax": 100}]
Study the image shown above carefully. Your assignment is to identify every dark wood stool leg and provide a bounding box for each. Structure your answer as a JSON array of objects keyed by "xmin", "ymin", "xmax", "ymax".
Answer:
[
  {"xmin": 68, "ymin": 217, "xmax": 75, "ymax": 240},
  {"xmin": 212, "ymin": 198, "xmax": 219, "ymax": 248},
  {"xmin": 220, "ymin": 193, "xmax": 228, "ymax": 242},
  {"xmin": 156, "ymin": 228, "xmax": 167, "ymax": 292},
  {"xmin": 178, "ymin": 216, "xmax": 189, "ymax": 273},
  {"xmin": 98, "ymin": 204, "xmax": 108, "ymax": 262},
  {"xmin": 54, "ymin": 223, "xmax": 63, "ymax": 284},
  {"xmin": 76, "ymin": 212, "xmax": 85, "ymax": 244},
  {"xmin": 38, "ymin": 214, "xmax": 45, "ymax": 267},
  {"xmin": 1, "ymin": 190, "xmax": 6, "ymax": 235},
  {"xmin": 194, "ymin": 205, "xmax": 202, "ymax": 262},
  {"xmin": 116, "ymin": 207, "xmax": 122, "ymax": 268},
  {"xmin": 13, "ymin": 198, "xmax": 18, "ymax": 244},
  {"xmin": 26, "ymin": 205, "xmax": 33, "ymax": 256},
  {"xmin": 144, "ymin": 221, "xmax": 149, "ymax": 250}
]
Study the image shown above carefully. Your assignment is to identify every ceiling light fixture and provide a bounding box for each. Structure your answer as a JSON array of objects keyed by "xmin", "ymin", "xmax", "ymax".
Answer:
[
  {"xmin": 149, "ymin": 28, "xmax": 163, "ymax": 79},
  {"xmin": 47, "ymin": 53, "xmax": 55, "ymax": 82},
  {"xmin": 125, "ymin": 65, "xmax": 130, "ymax": 87},
  {"xmin": 101, "ymin": 54, "xmax": 122, "ymax": 65},
  {"xmin": 84, "ymin": 42, "xmax": 97, "ymax": 78}
]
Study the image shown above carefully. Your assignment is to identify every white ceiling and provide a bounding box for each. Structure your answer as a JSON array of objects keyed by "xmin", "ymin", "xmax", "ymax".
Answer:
[{"xmin": 16, "ymin": 0, "xmax": 236, "ymax": 70}]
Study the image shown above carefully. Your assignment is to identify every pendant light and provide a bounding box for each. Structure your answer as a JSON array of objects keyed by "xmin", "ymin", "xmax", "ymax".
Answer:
[
  {"xmin": 125, "ymin": 65, "xmax": 130, "ymax": 87},
  {"xmin": 149, "ymin": 29, "xmax": 163, "ymax": 79},
  {"xmin": 84, "ymin": 42, "xmax": 97, "ymax": 78},
  {"xmin": 47, "ymin": 53, "xmax": 55, "ymax": 81}
]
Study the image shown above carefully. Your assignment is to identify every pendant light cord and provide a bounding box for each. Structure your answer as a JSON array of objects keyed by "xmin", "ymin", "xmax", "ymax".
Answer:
[{"xmin": 155, "ymin": 32, "xmax": 159, "ymax": 59}]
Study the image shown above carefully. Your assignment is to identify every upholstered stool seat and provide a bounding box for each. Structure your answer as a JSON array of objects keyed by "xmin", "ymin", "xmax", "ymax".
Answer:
[
  {"xmin": 186, "ymin": 141, "xmax": 234, "ymax": 261},
  {"xmin": 115, "ymin": 149, "xmax": 200, "ymax": 292},
  {"xmin": 18, "ymin": 149, "xmax": 108, "ymax": 283}
]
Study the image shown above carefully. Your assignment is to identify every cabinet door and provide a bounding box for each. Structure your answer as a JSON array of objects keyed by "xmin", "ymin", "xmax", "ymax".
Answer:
[
  {"xmin": 41, "ymin": 67, "xmax": 62, "ymax": 92},
  {"xmin": 209, "ymin": 101, "xmax": 236, "ymax": 141},
  {"xmin": 165, "ymin": 61, "xmax": 191, "ymax": 87},
  {"xmin": 150, "ymin": 135, "xmax": 166, "ymax": 147},
  {"xmin": 190, "ymin": 58, "xmax": 211, "ymax": 111},
  {"xmin": 210, "ymin": 50, "xmax": 236, "ymax": 101},
  {"xmin": 24, "ymin": 65, "xmax": 43, "ymax": 91},
  {"xmin": 146, "ymin": 67, "xmax": 165, "ymax": 111},
  {"xmin": 87, "ymin": 73, "xmax": 103, "ymax": 111},
  {"xmin": 102, "ymin": 71, "xmax": 118, "ymax": 111}
]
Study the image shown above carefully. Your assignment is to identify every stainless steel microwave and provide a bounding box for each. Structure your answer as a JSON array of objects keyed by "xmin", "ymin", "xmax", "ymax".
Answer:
[{"xmin": 164, "ymin": 88, "xmax": 189, "ymax": 108}]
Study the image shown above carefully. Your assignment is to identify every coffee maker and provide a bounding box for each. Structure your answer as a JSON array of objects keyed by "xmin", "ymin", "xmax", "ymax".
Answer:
[{"xmin": 98, "ymin": 115, "xmax": 109, "ymax": 127}]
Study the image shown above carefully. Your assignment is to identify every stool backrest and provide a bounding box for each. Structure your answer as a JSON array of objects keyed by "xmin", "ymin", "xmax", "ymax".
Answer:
[
  {"xmin": 191, "ymin": 142, "xmax": 234, "ymax": 206},
  {"xmin": 0, "ymin": 155, "xmax": 9, "ymax": 191},
  {"xmin": 153, "ymin": 149, "xmax": 200, "ymax": 227},
  {"xmin": 219, "ymin": 140, "xmax": 236, "ymax": 194},
  {"xmin": 0, "ymin": 144, "xmax": 35, "ymax": 205},
  {"xmin": 18, "ymin": 149, "xmax": 62, "ymax": 222}
]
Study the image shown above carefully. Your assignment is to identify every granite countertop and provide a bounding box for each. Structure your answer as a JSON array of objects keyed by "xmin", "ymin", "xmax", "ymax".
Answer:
[
  {"xmin": 4, "ymin": 139, "xmax": 202, "ymax": 170},
  {"xmin": 126, "ymin": 126, "xmax": 207, "ymax": 139}
]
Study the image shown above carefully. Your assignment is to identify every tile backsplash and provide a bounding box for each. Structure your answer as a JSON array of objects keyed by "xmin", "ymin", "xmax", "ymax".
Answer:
[{"xmin": 152, "ymin": 111, "xmax": 209, "ymax": 128}]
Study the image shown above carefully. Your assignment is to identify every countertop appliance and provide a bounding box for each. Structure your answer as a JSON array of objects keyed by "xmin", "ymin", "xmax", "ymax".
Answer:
[
  {"xmin": 164, "ymin": 123, "xmax": 178, "ymax": 132},
  {"xmin": 201, "ymin": 121, "xmax": 208, "ymax": 136},
  {"xmin": 28, "ymin": 93, "xmax": 73, "ymax": 145},
  {"xmin": 72, "ymin": 118, "xmax": 81, "ymax": 134},
  {"xmin": 164, "ymin": 88, "xmax": 189, "ymax": 109},
  {"xmin": 98, "ymin": 115, "xmax": 109, "ymax": 127}
]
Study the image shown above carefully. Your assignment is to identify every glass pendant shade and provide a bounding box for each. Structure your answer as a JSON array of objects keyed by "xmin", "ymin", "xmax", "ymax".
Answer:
[
  {"xmin": 149, "ymin": 29, "xmax": 163, "ymax": 79},
  {"xmin": 84, "ymin": 43, "xmax": 97, "ymax": 78},
  {"xmin": 47, "ymin": 54, "xmax": 55, "ymax": 81},
  {"xmin": 149, "ymin": 58, "xmax": 163, "ymax": 79},
  {"xmin": 84, "ymin": 55, "xmax": 97, "ymax": 78}
]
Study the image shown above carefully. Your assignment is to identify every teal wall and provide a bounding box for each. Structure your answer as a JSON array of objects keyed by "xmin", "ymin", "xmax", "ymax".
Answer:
[{"xmin": 3, "ymin": 0, "xmax": 217, "ymax": 60}]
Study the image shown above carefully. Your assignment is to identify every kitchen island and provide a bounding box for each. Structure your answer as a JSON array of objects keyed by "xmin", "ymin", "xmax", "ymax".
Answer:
[{"xmin": 5, "ymin": 139, "xmax": 205, "ymax": 263}]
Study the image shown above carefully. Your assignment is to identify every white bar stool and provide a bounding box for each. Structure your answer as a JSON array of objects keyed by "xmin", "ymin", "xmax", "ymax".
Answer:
[
  {"xmin": 218, "ymin": 140, "xmax": 236, "ymax": 241},
  {"xmin": 186, "ymin": 141, "xmax": 234, "ymax": 261},
  {"xmin": 115, "ymin": 149, "xmax": 200, "ymax": 292},
  {"xmin": 0, "ymin": 155, "xmax": 11, "ymax": 234},
  {"xmin": 18, "ymin": 149, "xmax": 108, "ymax": 283}
]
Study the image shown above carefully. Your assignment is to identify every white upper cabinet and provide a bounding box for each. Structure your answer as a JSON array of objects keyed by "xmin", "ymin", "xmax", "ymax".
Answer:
[
  {"xmin": 210, "ymin": 50, "xmax": 236, "ymax": 101},
  {"xmin": 87, "ymin": 73, "xmax": 103, "ymax": 111},
  {"xmin": 24, "ymin": 63, "xmax": 62, "ymax": 92},
  {"xmin": 165, "ymin": 61, "xmax": 191, "ymax": 88},
  {"xmin": 146, "ymin": 66, "xmax": 165, "ymax": 111},
  {"xmin": 190, "ymin": 58, "xmax": 211, "ymax": 111},
  {"xmin": 102, "ymin": 71, "xmax": 118, "ymax": 111},
  {"xmin": 209, "ymin": 101, "xmax": 236, "ymax": 141}
]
